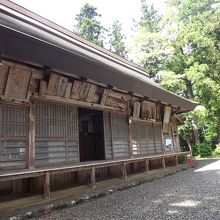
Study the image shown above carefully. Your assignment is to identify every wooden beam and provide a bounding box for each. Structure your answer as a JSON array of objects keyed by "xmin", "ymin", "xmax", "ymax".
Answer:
[
  {"xmin": 37, "ymin": 96, "xmax": 125, "ymax": 113},
  {"xmin": 91, "ymin": 166, "xmax": 96, "ymax": 187},
  {"xmin": 145, "ymin": 158, "xmax": 149, "ymax": 173},
  {"xmin": 70, "ymin": 80, "xmax": 82, "ymax": 99},
  {"xmin": 163, "ymin": 106, "xmax": 172, "ymax": 133},
  {"xmin": 108, "ymin": 91, "xmax": 129, "ymax": 101},
  {"xmin": 100, "ymin": 89, "xmax": 110, "ymax": 105},
  {"xmin": 47, "ymin": 72, "xmax": 60, "ymax": 96},
  {"xmin": 86, "ymin": 84, "xmax": 97, "ymax": 102},
  {"xmin": 44, "ymin": 171, "xmax": 50, "ymax": 198},
  {"xmin": 105, "ymin": 96, "xmax": 127, "ymax": 110},
  {"xmin": 5, "ymin": 64, "xmax": 32, "ymax": 99},
  {"xmin": 162, "ymin": 157, "xmax": 166, "ymax": 169},
  {"xmin": 0, "ymin": 152, "xmax": 191, "ymax": 183},
  {"xmin": 80, "ymin": 82, "xmax": 90, "ymax": 100},
  {"xmin": 156, "ymin": 104, "xmax": 161, "ymax": 121},
  {"xmin": 64, "ymin": 82, "xmax": 72, "ymax": 98},
  {"xmin": 175, "ymin": 155, "xmax": 179, "ymax": 167},
  {"xmin": 4, "ymin": 64, "xmax": 14, "ymax": 98},
  {"xmin": 133, "ymin": 102, "xmax": 140, "ymax": 119},
  {"xmin": 39, "ymin": 80, "xmax": 47, "ymax": 96},
  {"xmin": 0, "ymin": 63, "xmax": 9, "ymax": 95},
  {"xmin": 122, "ymin": 162, "xmax": 127, "ymax": 179},
  {"xmin": 56, "ymin": 76, "xmax": 68, "ymax": 97}
]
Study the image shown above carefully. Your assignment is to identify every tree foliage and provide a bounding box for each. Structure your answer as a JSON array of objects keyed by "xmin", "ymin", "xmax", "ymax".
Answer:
[
  {"xmin": 108, "ymin": 20, "xmax": 127, "ymax": 58},
  {"xmin": 134, "ymin": 0, "xmax": 220, "ymax": 148},
  {"xmin": 74, "ymin": 3, "xmax": 104, "ymax": 46},
  {"xmin": 164, "ymin": 0, "xmax": 220, "ymax": 146},
  {"xmin": 132, "ymin": 0, "xmax": 169, "ymax": 78}
]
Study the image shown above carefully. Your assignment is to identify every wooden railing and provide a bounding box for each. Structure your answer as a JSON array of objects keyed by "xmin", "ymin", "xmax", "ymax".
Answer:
[{"xmin": 0, "ymin": 151, "xmax": 191, "ymax": 198}]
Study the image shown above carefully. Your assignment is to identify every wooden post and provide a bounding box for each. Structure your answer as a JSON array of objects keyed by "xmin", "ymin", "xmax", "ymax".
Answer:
[
  {"xmin": 160, "ymin": 123, "xmax": 165, "ymax": 154},
  {"xmin": 91, "ymin": 166, "xmax": 96, "ymax": 187},
  {"xmin": 170, "ymin": 120, "xmax": 177, "ymax": 152},
  {"xmin": 4, "ymin": 64, "xmax": 14, "ymax": 98},
  {"xmin": 175, "ymin": 155, "xmax": 179, "ymax": 166},
  {"xmin": 28, "ymin": 103, "xmax": 35, "ymax": 169},
  {"xmin": 128, "ymin": 117, "xmax": 133, "ymax": 157},
  {"xmin": 145, "ymin": 158, "xmax": 149, "ymax": 173},
  {"xmin": 102, "ymin": 111, "xmax": 107, "ymax": 160},
  {"xmin": 110, "ymin": 112, "xmax": 114, "ymax": 159},
  {"xmin": 44, "ymin": 171, "xmax": 50, "ymax": 198},
  {"xmin": 162, "ymin": 157, "xmax": 166, "ymax": 169},
  {"xmin": 122, "ymin": 162, "xmax": 127, "ymax": 179}
]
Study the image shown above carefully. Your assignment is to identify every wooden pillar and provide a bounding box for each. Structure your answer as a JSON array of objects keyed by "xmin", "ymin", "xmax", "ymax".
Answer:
[
  {"xmin": 91, "ymin": 166, "xmax": 96, "ymax": 187},
  {"xmin": 160, "ymin": 123, "xmax": 165, "ymax": 154},
  {"xmin": 122, "ymin": 162, "xmax": 127, "ymax": 179},
  {"xmin": 44, "ymin": 171, "xmax": 50, "ymax": 198},
  {"xmin": 162, "ymin": 157, "xmax": 166, "ymax": 169},
  {"xmin": 175, "ymin": 155, "xmax": 179, "ymax": 166},
  {"xmin": 127, "ymin": 100, "xmax": 133, "ymax": 158},
  {"xmin": 145, "ymin": 158, "xmax": 149, "ymax": 173},
  {"xmin": 28, "ymin": 103, "xmax": 35, "ymax": 169},
  {"xmin": 110, "ymin": 112, "xmax": 114, "ymax": 159}
]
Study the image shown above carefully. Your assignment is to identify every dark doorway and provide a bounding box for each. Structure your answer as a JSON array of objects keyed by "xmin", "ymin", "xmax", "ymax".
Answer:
[{"xmin": 78, "ymin": 107, "xmax": 105, "ymax": 162}]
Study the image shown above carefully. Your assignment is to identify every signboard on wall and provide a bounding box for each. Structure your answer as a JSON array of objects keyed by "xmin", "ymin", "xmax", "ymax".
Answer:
[
  {"xmin": 162, "ymin": 106, "xmax": 171, "ymax": 133},
  {"xmin": 165, "ymin": 138, "xmax": 173, "ymax": 152}
]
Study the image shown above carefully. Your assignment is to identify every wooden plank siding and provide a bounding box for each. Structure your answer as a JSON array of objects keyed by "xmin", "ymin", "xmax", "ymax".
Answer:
[{"xmin": 0, "ymin": 60, "xmax": 185, "ymax": 199}]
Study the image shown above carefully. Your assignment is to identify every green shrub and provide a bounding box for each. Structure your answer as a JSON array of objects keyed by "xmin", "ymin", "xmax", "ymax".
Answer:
[
  {"xmin": 213, "ymin": 143, "xmax": 220, "ymax": 157},
  {"xmin": 192, "ymin": 145, "xmax": 199, "ymax": 156},
  {"xmin": 197, "ymin": 143, "xmax": 212, "ymax": 157}
]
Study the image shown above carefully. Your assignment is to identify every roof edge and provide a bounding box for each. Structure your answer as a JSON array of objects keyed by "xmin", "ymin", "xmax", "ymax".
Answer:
[
  {"xmin": 0, "ymin": 0, "xmax": 148, "ymax": 74},
  {"xmin": 0, "ymin": 0, "xmax": 199, "ymax": 112}
]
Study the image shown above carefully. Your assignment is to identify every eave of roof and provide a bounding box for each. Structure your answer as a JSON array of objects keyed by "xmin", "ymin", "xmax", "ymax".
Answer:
[{"xmin": 0, "ymin": 0, "xmax": 198, "ymax": 112}]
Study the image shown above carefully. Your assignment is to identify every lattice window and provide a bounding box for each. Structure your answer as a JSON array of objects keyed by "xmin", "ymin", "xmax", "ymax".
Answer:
[
  {"xmin": 0, "ymin": 104, "xmax": 28, "ymax": 169},
  {"xmin": 35, "ymin": 101, "xmax": 79, "ymax": 165},
  {"xmin": 111, "ymin": 113, "xmax": 129, "ymax": 158},
  {"xmin": 132, "ymin": 121, "xmax": 163, "ymax": 156},
  {"xmin": 103, "ymin": 112, "xmax": 113, "ymax": 159},
  {"xmin": 153, "ymin": 124, "xmax": 163, "ymax": 153}
]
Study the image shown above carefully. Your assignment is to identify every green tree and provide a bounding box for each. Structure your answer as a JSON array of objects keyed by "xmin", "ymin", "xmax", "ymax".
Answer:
[
  {"xmin": 132, "ymin": 0, "xmax": 167, "ymax": 78},
  {"xmin": 134, "ymin": 0, "xmax": 220, "ymax": 148},
  {"xmin": 108, "ymin": 20, "xmax": 127, "ymax": 58},
  {"xmin": 164, "ymin": 0, "xmax": 220, "ymax": 146},
  {"xmin": 139, "ymin": 0, "xmax": 162, "ymax": 33},
  {"xmin": 74, "ymin": 3, "xmax": 104, "ymax": 46}
]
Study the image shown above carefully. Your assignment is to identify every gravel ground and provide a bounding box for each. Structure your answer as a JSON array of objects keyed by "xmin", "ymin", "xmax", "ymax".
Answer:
[{"xmin": 35, "ymin": 159, "xmax": 220, "ymax": 220}]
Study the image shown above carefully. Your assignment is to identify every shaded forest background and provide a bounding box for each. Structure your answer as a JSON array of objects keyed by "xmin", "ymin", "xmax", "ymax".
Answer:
[{"xmin": 73, "ymin": 0, "xmax": 220, "ymax": 156}]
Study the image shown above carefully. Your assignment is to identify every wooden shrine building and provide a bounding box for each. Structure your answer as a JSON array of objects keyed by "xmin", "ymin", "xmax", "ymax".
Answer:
[{"xmin": 0, "ymin": 0, "xmax": 197, "ymax": 198}]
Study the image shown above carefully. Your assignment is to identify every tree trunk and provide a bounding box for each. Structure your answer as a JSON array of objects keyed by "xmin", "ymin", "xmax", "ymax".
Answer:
[
  {"xmin": 186, "ymin": 139, "xmax": 192, "ymax": 151},
  {"xmin": 192, "ymin": 115, "xmax": 200, "ymax": 145},
  {"xmin": 184, "ymin": 79, "xmax": 200, "ymax": 145}
]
